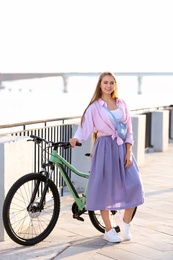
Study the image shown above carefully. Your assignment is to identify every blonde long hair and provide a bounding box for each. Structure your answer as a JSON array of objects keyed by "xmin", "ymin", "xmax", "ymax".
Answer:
[{"xmin": 81, "ymin": 71, "xmax": 118, "ymax": 153}]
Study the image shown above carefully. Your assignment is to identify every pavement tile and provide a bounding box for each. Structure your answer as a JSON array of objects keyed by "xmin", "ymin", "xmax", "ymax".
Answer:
[{"xmin": 0, "ymin": 143, "xmax": 173, "ymax": 260}]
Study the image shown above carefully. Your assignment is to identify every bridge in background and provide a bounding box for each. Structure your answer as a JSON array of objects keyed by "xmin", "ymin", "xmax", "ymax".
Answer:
[{"xmin": 1, "ymin": 72, "xmax": 173, "ymax": 94}]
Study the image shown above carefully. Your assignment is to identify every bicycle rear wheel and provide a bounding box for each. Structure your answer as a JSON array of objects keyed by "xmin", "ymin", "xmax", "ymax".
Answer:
[
  {"xmin": 88, "ymin": 207, "xmax": 137, "ymax": 234},
  {"xmin": 3, "ymin": 173, "xmax": 60, "ymax": 246},
  {"xmin": 88, "ymin": 210, "xmax": 120, "ymax": 233}
]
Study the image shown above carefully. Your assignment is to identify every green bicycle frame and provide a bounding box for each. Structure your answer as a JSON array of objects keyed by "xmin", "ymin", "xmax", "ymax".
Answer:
[{"xmin": 50, "ymin": 149, "xmax": 90, "ymax": 211}]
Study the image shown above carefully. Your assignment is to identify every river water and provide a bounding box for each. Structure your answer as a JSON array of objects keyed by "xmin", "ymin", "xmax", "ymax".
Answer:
[{"xmin": 0, "ymin": 75, "xmax": 173, "ymax": 125}]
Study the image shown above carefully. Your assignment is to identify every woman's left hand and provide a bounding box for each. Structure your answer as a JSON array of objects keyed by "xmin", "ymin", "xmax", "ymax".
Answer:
[{"xmin": 124, "ymin": 152, "xmax": 132, "ymax": 168}]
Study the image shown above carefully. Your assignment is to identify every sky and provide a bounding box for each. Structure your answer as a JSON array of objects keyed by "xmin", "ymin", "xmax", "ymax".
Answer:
[{"xmin": 0, "ymin": 0, "xmax": 173, "ymax": 73}]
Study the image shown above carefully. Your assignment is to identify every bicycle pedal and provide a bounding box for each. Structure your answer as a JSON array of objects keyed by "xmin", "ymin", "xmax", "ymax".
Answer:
[
  {"xmin": 115, "ymin": 226, "xmax": 120, "ymax": 233},
  {"xmin": 73, "ymin": 214, "xmax": 84, "ymax": 222}
]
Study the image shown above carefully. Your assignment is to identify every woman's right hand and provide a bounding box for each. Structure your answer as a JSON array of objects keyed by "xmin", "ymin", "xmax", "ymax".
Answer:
[{"xmin": 69, "ymin": 138, "xmax": 79, "ymax": 148}]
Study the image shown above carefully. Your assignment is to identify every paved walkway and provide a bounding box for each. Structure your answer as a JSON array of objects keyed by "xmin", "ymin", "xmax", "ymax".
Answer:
[{"xmin": 0, "ymin": 144, "xmax": 173, "ymax": 260}]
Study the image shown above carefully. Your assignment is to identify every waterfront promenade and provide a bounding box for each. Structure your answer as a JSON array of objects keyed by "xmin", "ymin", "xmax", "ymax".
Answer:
[{"xmin": 0, "ymin": 143, "xmax": 173, "ymax": 260}]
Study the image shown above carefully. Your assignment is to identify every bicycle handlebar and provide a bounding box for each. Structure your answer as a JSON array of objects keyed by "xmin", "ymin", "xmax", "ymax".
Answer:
[{"xmin": 28, "ymin": 135, "xmax": 82, "ymax": 148}]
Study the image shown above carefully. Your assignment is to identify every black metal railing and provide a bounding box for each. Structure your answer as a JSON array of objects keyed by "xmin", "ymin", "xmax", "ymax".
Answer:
[
  {"xmin": 1, "ymin": 105, "xmax": 172, "ymax": 151},
  {"xmin": 0, "ymin": 105, "xmax": 172, "ymax": 193},
  {"xmin": 29, "ymin": 125, "xmax": 73, "ymax": 196},
  {"xmin": 167, "ymin": 105, "xmax": 173, "ymax": 139},
  {"xmin": 0, "ymin": 116, "xmax": 81, "ymax": 195}
]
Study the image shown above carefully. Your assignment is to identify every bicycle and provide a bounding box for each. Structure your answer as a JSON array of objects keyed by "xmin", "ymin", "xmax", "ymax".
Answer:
[{"xmin": 3, "ymin": 134, "xmax": 137, "ymax": 246}]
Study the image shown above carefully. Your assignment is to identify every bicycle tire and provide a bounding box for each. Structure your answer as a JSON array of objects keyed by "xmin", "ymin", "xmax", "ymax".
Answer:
[
  {"xmin": 3, "ymin": 173, "xmax": 60, "ymax": 246},
  {"xmin": 88, "ymin": 207, "xmax": 137, "ymax": 234},
  {"xmin": 88, "ymin": 210, "xmax": 119, "ymax": 233}
]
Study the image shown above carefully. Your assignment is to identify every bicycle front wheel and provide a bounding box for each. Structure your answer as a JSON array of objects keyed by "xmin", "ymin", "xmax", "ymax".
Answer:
[{"xmin": 3, "ymin": 173, "xmax": 60, "ymax": 246}]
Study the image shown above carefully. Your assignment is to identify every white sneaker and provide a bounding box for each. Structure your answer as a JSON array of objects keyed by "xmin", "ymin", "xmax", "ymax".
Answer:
[
  {"xmin": 116, "ymin": 214, "xmax": 132, "ymax": 241},
  {"xmin": 103, "ymin": 228, "xmax": 122, "ymax": 243}
]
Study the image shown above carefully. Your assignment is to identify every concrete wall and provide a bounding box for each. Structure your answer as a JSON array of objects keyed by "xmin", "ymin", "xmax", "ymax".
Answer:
[{"xmin": 0, "ymin": 136, "xmax": 33, "ymax": 241}]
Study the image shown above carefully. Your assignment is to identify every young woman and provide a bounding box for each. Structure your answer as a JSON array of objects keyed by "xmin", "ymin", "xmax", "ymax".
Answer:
[{"xmin": 69, "ymin": 72, "xmax": 144, "ymax": 243}]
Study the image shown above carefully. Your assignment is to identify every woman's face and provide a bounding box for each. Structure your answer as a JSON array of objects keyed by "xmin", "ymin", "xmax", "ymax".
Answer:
[{"xmin": 100, "ymin": 75, "xmax": 116, "ymax": 95}]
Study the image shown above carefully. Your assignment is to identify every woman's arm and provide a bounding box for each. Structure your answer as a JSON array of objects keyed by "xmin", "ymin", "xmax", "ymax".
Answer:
[
  {"xmin": 70, "ymin": 105, "xmax": 95, "ymax": 146},
  {"xmin": 124, "ymin": 142, "xmax": 133, "ymax": 168}
]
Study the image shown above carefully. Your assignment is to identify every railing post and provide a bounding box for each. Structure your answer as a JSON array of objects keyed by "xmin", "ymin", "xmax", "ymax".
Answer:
[
  {"xmin": 71, "ymin": 124, "xmax": 91, "ymax": 192},
  {"xmin": 151, "ymin": 110, "xmax": 169, "ymax": 151},
  {"xmin": 0, "ymin": 136, "xmax": 33, "ymax": 241},
  {"xmin": 131, "ymin": 114, "xmax": 146, "ymax": 165}
]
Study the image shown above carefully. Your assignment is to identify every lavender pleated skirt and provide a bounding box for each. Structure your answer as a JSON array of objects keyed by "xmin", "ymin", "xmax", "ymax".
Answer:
[{"xmin": 85, "ymin": 136, "xmax": 144, "ymax": 210}]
